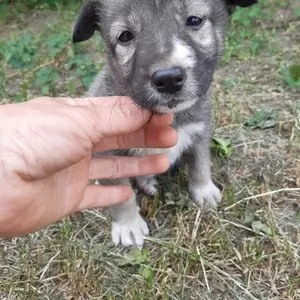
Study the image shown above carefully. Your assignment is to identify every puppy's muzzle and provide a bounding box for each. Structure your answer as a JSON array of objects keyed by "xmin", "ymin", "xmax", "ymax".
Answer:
[{"xmin": 151, "ymin": 66, "xmax": 186, "ymax": 94}]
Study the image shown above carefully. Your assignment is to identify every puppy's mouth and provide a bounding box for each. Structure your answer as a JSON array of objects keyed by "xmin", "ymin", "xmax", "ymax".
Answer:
[
  {"xmin": 167, "ymin": 99, "xmax": 181, "ymax": 109},
  {"xmin": 154, "ymin": 97, "xmax": 184, "ymax": 113},
  {"xmin": 150, "ymin": 96, "xmax": 198, "ymax": 114},
  {"xmin": 133, "ymin": 85, "xmax": 198, "ymax": 114}
]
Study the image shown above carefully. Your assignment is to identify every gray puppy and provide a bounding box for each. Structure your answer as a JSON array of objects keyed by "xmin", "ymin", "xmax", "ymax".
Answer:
[{"xmin": 72, "ymin": 0, "xmax": 258, "ymax": 247}]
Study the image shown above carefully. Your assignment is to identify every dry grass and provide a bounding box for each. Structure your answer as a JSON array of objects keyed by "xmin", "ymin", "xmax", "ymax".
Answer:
[{"xmin": 1, "ymin": 0, "xmax": 300, "ymax": 299}]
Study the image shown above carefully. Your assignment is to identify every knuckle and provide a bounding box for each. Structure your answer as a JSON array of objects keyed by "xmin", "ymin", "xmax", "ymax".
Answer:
[{"xmin": 108, "ymin": 157, "xmax": 121, "ymax": 179}]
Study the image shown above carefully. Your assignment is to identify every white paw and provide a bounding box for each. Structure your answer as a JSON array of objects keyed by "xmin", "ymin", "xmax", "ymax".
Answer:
[
  {"xmin": 111, "ymin": 213, "xmax": 149, "ymax": 247},
  {"xmin": 137, "ymin": 176, "xmax": 159, "ymax": 196},
  {"xmin": 189, "ymin": 180, "xmax": 221, "ymax": 209}
]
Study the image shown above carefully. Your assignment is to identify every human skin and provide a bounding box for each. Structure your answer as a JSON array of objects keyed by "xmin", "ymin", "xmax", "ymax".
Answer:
[{"xmin": 0, "ymin": 96, "xmax": 178, "ymax": 238}]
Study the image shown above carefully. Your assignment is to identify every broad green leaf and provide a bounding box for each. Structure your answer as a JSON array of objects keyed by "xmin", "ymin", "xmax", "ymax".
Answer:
[
  {"xmin": 139, "ymin": 265, "xmax": 153, "ymax": 286},
  {"xmin": 42, "ymin": 85, "xmax": 50, "ymax": 95},
  {"xmin": 116, "ymin": 248, "xmax": 150, "ymax": 267},
  {"xmin": 251, "ymin": 221, "xmax": 273, "ymax": 236},
  {"xmin": 245, "ymin": 111, "xmax": 277, "ymax": 129},
  {"xmin": 212, "ymin": 137, "xmax": 233, "ymax": 158},
  {"xmin": 279, "ymin": 65, "xmax": 300, "ymax": 89},
  {"xmin": 12, "ymin": 94, "xmax": 26, "ymax": 103},
  {"xmin": 81, "ymin": 74, "xmax": 96, "ymax": 88},
  {"xmin": 47, "ymin": 33, "xmax": 69, "ymax": 58},
  {"xmin": 0, "ymin": 33, "xmax": 36, "ymax": 70},
  {"xmin": 34, "ymin": 67, "xmax": 59, "ymax": 87}
]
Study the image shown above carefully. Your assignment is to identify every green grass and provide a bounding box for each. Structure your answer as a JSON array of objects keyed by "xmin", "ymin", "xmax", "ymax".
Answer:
[
  {"xmin": 0, "ymin": 0, "xmax": 82, "ymax": 20},
  {"xmin": 1, "ymin": 0, "xmax": 300, "ymax": 299}
]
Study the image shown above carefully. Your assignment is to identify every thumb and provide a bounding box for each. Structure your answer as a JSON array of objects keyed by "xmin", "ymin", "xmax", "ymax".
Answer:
[{"xmin": 62, "ymin": 96, "xmax": 153, "ymax": 144}]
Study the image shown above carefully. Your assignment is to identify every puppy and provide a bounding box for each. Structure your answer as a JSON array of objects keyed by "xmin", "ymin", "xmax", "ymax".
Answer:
[{"xmin": 72, "ymin": 0, "xmax": 258, "ymax": 247}]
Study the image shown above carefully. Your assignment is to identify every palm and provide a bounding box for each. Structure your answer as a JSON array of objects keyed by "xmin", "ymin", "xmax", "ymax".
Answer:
[{"xmin": 30, "ymin": 156, "xmax": 91, "ymax": 220}]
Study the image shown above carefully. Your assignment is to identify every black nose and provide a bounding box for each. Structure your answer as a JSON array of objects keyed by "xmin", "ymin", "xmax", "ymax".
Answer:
[{"xmin": 151, "ymin": 67, "xmax": 185, "ymax": 94}]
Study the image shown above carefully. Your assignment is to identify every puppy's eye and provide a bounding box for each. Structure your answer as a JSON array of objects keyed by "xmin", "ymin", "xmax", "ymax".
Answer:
[
  {"xmin": 186, "ymin": 16, "xmax": 203, "ymax": 27},
  {"xmin": 118, "ymin": 31, "xmax": 134, "ymax": 43}
]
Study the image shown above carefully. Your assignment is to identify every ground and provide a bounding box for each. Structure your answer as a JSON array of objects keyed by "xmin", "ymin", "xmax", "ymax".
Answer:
[{"xmin": 0, "ymin": 0, "xmax": 300, "ymax": 299}]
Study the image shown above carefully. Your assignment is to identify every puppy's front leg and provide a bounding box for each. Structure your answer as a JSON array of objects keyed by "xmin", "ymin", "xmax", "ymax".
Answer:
[
  {"xmin": 107, "ymin": 178, "xmax": 149, "ymax": 247},
  {"xmin": 185, "ymin": 138, "xmax": 221, "ymax": 209},
  {"xmin": 136, "ymin": 175, "xmax": 159, "ymax": 196}
]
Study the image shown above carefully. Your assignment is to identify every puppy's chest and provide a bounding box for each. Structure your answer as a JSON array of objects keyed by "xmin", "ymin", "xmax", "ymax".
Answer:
[{"xmin": 133, "ymin": 122, "xmax": 205, "ymax": 165}]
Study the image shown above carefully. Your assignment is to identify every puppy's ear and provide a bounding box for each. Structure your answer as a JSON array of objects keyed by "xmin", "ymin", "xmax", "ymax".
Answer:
[
  {"xmin": 225, "ymin": 0, "xmax": 258, "ymax": 15},
  {"xmin": 225, "ymin": 0, "xmax": 258, "ymax": 7},
  {"xmin": 73, "ymin": 0, "xmax": 100, "ymax": 44}
]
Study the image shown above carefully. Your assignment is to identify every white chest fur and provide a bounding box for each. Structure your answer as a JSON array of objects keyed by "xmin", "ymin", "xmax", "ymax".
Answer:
[{"xmin": 167, "ymin": 122, "xmax": 205, "ymax": 165}]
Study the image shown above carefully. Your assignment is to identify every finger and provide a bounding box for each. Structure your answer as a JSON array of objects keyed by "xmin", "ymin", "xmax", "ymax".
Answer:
[
  {"xmin": 77, "ymin": 185, "xmax": 133, "ymax": 211},
  {"xmin": 93, "ymin": 125, "xmax": 178, "ymax": 152},
  {"xmin": 64, "ymin": 96, "xmax": 154, "ymax": 142},
  {"xmin": 30, "ymin": 96, "xmax": 172, "ymax": 127},
  {"xmin": 148, "ymin": 113, "xmax": 174, "ymax": 127},
  {"xmin": 33, "ymin": 97, "xmax": 173, "ymax": 128},
  {"xmin": 59, "ymin": 96, "xmax": 173, "ymax": 127},
  {"xmin": 89, "ymin": 154, "xmax": 170, "ymax": 180}
]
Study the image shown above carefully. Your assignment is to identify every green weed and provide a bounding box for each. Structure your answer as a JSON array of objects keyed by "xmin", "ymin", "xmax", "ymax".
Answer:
[
  {"xmin": 46, "ymin": 33, "xmax": 70, "ymax": 58},
  {"xmin": 66, "ymin": 54, "xmax": 99, "ymax": 88},
  {"xmin": 212, "ymin": 137, "xmax": 233, "ymax": 158},
  {"xmin": 34, "ymin": 66, "xmax": 60, "ymax": 95},
  {"xmin": 0, "ymin": 0, "xmax": 82, "ymax": 20},
  {"xmin": 279, "ymin": 64, "xmax": 300, "ymax": 89},
  {"xmin": 0, "ymin": 33, "xmax": 37, "ymax": 70},
  {"xmin": 245, "ymin": 111, "xmax": 277, "ymax": 129}
]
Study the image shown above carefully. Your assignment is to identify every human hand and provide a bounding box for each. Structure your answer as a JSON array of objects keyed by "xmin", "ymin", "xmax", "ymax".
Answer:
[{"xmin": 0, "ymin": 96, "xmax": 177, "ymax": 237}]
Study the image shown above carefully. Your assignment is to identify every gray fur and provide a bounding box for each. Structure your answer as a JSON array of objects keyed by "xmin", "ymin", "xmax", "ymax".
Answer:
[{"xmin": 73, "ymin": 0, "xmax": 258, "ymax": 247}]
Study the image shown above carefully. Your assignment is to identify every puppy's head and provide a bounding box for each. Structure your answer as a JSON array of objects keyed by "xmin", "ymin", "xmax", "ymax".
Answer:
[{"xmin": 73, "ymin": 0, "xmax": 258, "ymax": 113}]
